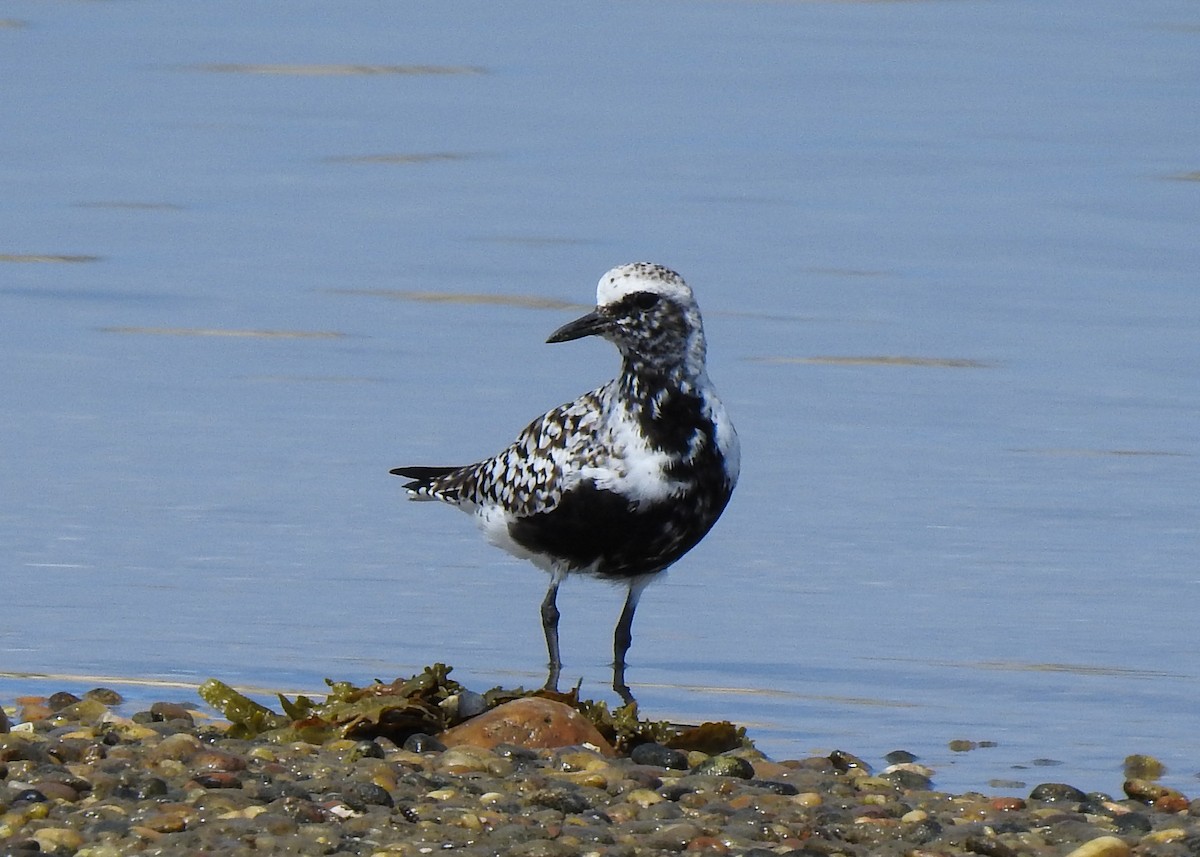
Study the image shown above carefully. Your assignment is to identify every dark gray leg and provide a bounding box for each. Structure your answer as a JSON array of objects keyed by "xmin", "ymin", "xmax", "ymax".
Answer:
[
  {"xmin": 540, "ymin": 579, "xmax": 562, "ymax": 691},
  {"xmin": 612, "ymin": 583, "xmax": 643, "ymax": 704}
]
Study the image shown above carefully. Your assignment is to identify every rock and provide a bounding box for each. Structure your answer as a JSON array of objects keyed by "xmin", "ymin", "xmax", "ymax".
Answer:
[
  {"xmin": 829, "ymin": 749, "xmax": 871, "ymax": 774},
  {"xmin": 1124, "ymin": 778, "xmax": 1186, "ymax": 806},
  {"xmin": 1062, "ymin": 835, "xmax": 1130, "ymax": 857},
  {"xmin": 440, "ymin": 690, "xmax": 488, "ymax": 723},
  {"xmin": 31, "ymin": 827, "xmax": 84, "ymax": 853},
  {"xmin": 1030, "ymin": 783, "xmax": 1088, "ymax": 804},
  {"xmin": 630, "ymin": 742, "xmax": 689, "ymax": 770},
  {"xmin": 84, "ymin": 688, "xmax": 124, "ymax": 705},
  {"xmin": 146, "ymin": 732, "xmax": 201, "ymax": 763},
  {"xmin": 402, "ymin": 732, "xmax": 446, "ymax": 753},
  {"xmin": 438, "ymin": 698, "xmax": 614, "ymax": 755},
  {"xmin": 149, "ymin": 702, "xmax": 194, "ymax": 725},
  {"xmin": 1123, "ymin": 754, "xmax": 1165, "ymax": 780},
  {"xmin": 991, "ymin": 797, "xmax": 1027, "ymax": 812},
  {"xmin": 347, "ymin": 739, "xmax": 384, "ymax": 761},
  {"xmin": 191, "ymin": 748, "xmax": 246, "ymax": 772},
  {"xmin": 691, "ymin": 754, "xmax": 754, "ymax": 779}
]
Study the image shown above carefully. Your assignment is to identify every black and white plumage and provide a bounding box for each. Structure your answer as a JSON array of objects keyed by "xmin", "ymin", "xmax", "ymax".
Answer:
[{"xmin": 391, "ymin": 262, "xmax": 740, "ymax": 701}]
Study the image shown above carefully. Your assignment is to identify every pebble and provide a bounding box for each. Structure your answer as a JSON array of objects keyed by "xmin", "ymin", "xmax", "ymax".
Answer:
[{"xmin": 3, "ymin": 691, "xmax": 1200, "ymax": 857}]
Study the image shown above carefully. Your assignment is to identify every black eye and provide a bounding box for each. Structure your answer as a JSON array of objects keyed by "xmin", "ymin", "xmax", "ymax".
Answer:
[{"xmin": 632, "ymin": 292, "xmax": 660, "ymax": 311}]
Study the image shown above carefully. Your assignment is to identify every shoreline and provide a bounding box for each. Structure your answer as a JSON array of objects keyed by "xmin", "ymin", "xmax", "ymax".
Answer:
[{"xmin": 2, "ymin": 680, "xmax": 1196, "ymax": 856}]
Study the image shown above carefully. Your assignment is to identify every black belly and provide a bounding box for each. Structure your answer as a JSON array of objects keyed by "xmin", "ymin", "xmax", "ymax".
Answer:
[{"xmin": 507, "ymin": 479, "xmax": 731, "ymax": 579}]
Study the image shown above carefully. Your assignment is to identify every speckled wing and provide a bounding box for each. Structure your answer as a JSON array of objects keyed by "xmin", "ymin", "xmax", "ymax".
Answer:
[{"xmin": 392, "ymin": 387, "xmax": 610, "ymax": 516}]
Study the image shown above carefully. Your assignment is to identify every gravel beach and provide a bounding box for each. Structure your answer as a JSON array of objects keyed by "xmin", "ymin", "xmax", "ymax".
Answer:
[{"xmin": 2, "ymin": 684, "xmax": 1197, "ymax": 857}]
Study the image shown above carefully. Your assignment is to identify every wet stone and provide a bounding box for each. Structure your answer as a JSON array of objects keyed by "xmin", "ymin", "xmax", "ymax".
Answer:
[
  {"xmin": 341, "ymin": 781, "xmax": 394, "ymax": 809},
  {"xmin": 1112, "ymin": 812, "xmax": 1152, "ymax": 834},
  {"xmin": 1031, "ymin": 782, "xmax": 1089, "ymax": 804},
  {"xmin": 46, "ymin": 692, "xmax": 81, "ymax": 711},
  {"xmin": 964, "ymin": 833, "xmax": 1019, "ymax": 857},
  {"xmin": 748, "ymin": 778, "xmax": 799, "ymax": 795},
  {"xmin": 886, "ymin": 749, "xmax": 919, "ymax": 764},
  {"xmin": 348, "ymin": 739, "xmax": 385, "ymax": 760},
  {"xmin": 829, "ymin": 749, "xmax": 872, "ymax": 774},
  {"xmin": 881, "ymin": 767, "xmax": 934, "ymax": 791},
  {"xmin": 630, "ymin": 741, "xmax": 689, "ymax": 770},
  {"xmin": 84, "ymin": 688, "xmax": 124, "ymax": 705},
  {"xmin": 691, "ymin": 754, "xmax": 755, "ymax": 779},
  {"xmin": 149, "ymin": 702, "xmax": 194, "ymax": 724},
  {"xmin": 402, "ymin": 732, "xmax": 446, "ymax": 753},
  {"xmin": 191, "ymin": 771, "xmax": 243, "ymax": 788},
  {"xmin": 529, "ymin": 787, "xmax": 595, "ymax": 814}
]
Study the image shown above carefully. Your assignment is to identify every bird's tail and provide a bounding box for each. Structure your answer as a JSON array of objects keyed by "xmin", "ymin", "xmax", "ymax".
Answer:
[{"xmin": 389, "ymin": 465, "xmax": 462, "ymax": 499}]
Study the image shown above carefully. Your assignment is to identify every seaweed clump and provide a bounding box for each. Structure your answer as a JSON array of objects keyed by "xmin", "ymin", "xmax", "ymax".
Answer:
[{"xmin": 199, "ymin": 663, "xmax": 749, "ymax": 756}]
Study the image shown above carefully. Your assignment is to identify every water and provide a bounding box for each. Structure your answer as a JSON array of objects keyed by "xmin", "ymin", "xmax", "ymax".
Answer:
[{"xmin": 3, "ymin": 1, "xmax": 1198, "ymax": 795}]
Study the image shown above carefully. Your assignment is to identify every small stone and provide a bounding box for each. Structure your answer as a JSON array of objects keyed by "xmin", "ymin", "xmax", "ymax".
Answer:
[
  {"xmin": 54, "ymin": 698, "xmax": 109, "ymax": 725},
  {"xmin": 880, "ymin": 767, "xmax": 934, "ymax": 791},
  {"xmin": 30, "ymin": 780, "xmax": 80, "ymax": 802},
  {"xmin": 402, "ymin": 732, "xmax": 447, "ymax": 753},
  {"xmin": 47, "ymin": 691, "xmax": 81, "ymax": 711},
  {"xmin": 829, "ymin": 749, "xmax": 872, "ymax": 773},
  {"xmin": 991, "ymin": 797, "xmax": 1027, "ymax": 812},
  {"xmin": 31, "ymin": 827, "xmax": 84, "ymax": 853},
  {"xmin": 949, "ymin": 739, "xmax": 979, "ymax": 752},
  {"xmin": 192, "ymin": 749, "xmax": 246, "ymax": 772},
  {"xmin": 1062, "ymin": 834, "xmax": 1131, "ymax": 857},
  {"xmin": 1141, "ymin": 828, "xmax": 1186, "ymax": 844},
  {"xmin": 1123, "ymin": 754, "xmax": 1166, "ymax": 780},
  {"xmin": 630, "ymin": 742, "xmax": 689, "ymax": 770},
  {"xmin": 626, "ymin": 788, "xmax": 665, "ymax": 808},
  {"xmin": 146, "ymin": 732, "xmax": 201, "ymax": 762},
  {"xmin": 149, "ymin": 702, "xmax": 194, "ymax": 724},
  {"xmin": 1112, "ymin": 813, "xmax": 1152, "ymax": 834},
  {"xmin": 190, "ymin": 771, "xmax": 242, "ymax": 789},
  {"xmin": 348, "ymin": 739, "xmax": 385, "ymax": 761},
  {"xmin": 12, "ymin": 789, "xmax": 48, "ymax": 804},
  {"xmin": 964, "ymin": 834, "xmax": 1018, "ymax": 857},
  {"xmin": 84, "ymin": 688, "xmax": 124, "ymax": 705},
  {"xmin": 685, "ymin": 834, "xmax": 729, "ymax": 852},
  {"xmin": 529, "ymin": 787, "xmax": 594, "ymax": 814},
  {"xmin": 1030, "ymin": 783, "xmax": 1088, "ymax": 803},
  {"xmin": 885, "ymin": 749, "xmax": 918, "ymax": 764},
  {"xmin": 748, "ymin": 779, "xmax": 798, "ymax": 796},
  {"xmin": 691, "ymin": 754, "xmax": 754, "ymax": 779},
  {"xmin": 435, "ymin": 745, "xmax": 512, "ymax": 776},
  {"xmin": 1123, "ymin": 778, "xmax": 1184, "ymax": 805},
  {"xmin": 439, "ymin": 691, "xmax": 488, "ymax": 723},
  {"xmin": 342, "ymin": 781, "xmax": 394, "ymax": 809},
  {"xmin": 438, "ymin": 698, "xmax": 614, "ymax": 755}
]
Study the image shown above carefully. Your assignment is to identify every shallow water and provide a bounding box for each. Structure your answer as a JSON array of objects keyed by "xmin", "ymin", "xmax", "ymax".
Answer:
[{"xmin": 3, "ymin": 1, "xmax": 1199, "ymax": 795}]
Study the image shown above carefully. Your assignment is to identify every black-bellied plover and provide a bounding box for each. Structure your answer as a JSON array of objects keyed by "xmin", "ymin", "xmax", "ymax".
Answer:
[{"xmin": 392, "ymin": 262, "xmax": 740, "ymax": 701}]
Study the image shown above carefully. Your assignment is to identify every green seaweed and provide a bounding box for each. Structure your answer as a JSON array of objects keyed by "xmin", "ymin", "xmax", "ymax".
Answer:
[
  {"xmin": 197, "ymin": 678, "xmax": 290, "ymax": 738},
  {"xmin": 199, "ymin": 663, "xmax": 751, "ymax": 755}
]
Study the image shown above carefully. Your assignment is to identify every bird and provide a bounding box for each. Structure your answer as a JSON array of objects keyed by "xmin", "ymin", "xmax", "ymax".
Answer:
[{"xmin": 391, "ymin": 262, "xmax": 740, "ymax": 702}]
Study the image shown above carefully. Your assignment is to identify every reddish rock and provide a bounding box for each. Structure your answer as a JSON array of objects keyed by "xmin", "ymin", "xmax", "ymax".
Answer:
[
  {"xmin": 991, "ymin": 797, "xmax": 1027, "ymax": 812},
  {"xmin": 191, "ymin": 749, "xmax": 247, "ymax": 772},
  {"xmin": 439, "ymin": 697, "xmax": 614, "ymax": 755},
  {"xmin": 18, "ymin": 701, "xmax": 53, "ymax": 722}
]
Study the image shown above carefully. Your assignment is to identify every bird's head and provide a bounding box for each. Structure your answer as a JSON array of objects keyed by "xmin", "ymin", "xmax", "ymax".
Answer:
[{"xmin": 547, "ymin": 263, "xmax": 708, "ymax": 378}]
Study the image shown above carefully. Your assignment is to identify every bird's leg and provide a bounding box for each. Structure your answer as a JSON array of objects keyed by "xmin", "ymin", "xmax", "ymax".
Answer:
[
  {"xmin": 612, "ymin": 583, "xmax": 643, "ymax": 705},
  {"xmin": 540, "ymin": 579, "xmax": 562, "ymax": 692}
]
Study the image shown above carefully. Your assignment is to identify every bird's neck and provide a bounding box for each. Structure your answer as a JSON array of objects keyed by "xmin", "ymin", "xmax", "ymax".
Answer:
[{"xmin": 618, "ymin": 359, "xmax": 705, "ymax": 403}]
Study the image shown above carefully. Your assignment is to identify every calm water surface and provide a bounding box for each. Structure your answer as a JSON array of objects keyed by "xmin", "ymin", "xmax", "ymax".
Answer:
[{"xmin": 3, "ymin": 1, "xmax": 1198, "ymax": 794}]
